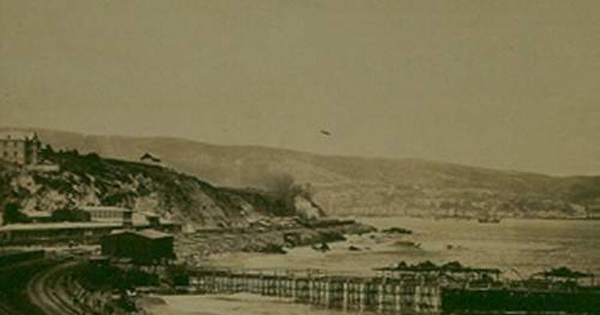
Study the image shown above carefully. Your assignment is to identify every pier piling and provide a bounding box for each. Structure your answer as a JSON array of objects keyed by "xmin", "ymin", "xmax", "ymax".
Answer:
[{"xmin": 187, "ymin": 268, "xmax": 442, "ymax": 314}]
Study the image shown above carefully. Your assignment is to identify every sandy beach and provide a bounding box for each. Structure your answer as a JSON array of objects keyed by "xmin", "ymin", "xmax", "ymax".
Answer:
[{"xmin": 144, "ymin": 293, "xmax": 343, "ymax": 315}]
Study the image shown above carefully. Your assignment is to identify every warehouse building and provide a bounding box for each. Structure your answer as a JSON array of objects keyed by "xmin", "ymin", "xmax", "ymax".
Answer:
[
  {"xmin": 100, "ymin": 229, "xmax": 175, "ymax": 265},
  {"xmin": 0, "ymin": 212, "xmax": 181, "ymax": 245}
]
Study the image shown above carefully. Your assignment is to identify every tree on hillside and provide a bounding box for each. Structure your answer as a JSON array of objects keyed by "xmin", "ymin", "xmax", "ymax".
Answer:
[
  {"xmin": 2, "ymin": 202, "xmax": 29, "ymax": 225},
  {"xmin": 39, "ymin": 144, "xmax": 55, "ymax": 161}
]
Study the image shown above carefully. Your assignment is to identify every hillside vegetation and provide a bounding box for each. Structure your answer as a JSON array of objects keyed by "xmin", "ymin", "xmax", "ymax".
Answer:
[
  {"xmin": 5, "ymin": 128, "xmax": 600, "ymax": 219},
  {"xmin": 0, "ymin": 147, "xmax": 322, "ymax": 227}
]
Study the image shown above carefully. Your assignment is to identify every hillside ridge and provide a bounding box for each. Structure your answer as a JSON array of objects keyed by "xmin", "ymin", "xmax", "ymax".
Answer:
[
  {"xmin": 0, "ymin": 147, "xmax": 322, "ymax": 227},
  {"xmin": 2, "ymin": 127, "xmax": 599, "ymax": 218}
]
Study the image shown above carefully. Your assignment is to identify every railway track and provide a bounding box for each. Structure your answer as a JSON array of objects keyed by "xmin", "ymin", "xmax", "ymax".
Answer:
[
  {"xmin": 27, "ymin": 260, "xmax": 92, "ymax": 315},
  {"xmin": 0, "ymin": 258, "xmax": 51, "ymax": 315},
  {"xmin": 1, "ymin": 256, "xmax": 115, "ymax": 315},
  {"xmin": 0, "ymin": 300, "xmax": 22, "ymax": 315}
]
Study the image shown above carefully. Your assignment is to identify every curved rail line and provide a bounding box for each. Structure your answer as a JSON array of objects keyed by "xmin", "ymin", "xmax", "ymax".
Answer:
[
  {"xmin": 27, "ymin": 260, "xmax": 92, "ymax": 315},
  {"xmin": 0, "ymin": 258, "xmax": 51, "ymax": 315}
]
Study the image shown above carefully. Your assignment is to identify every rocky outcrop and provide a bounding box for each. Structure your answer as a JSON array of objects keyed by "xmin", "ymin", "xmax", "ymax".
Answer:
[{"xmin": 0, "ymin": 149, "xmax": 314, "ymax": 228}]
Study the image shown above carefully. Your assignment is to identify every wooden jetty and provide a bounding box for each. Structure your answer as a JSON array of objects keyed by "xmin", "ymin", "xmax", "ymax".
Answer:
[
  {"xmin": 168, "ymin": 262, "xmax": 600, "ymax": 314},
  {"xmin": 183, "ymin": 268, "xmax": 443, "ymax": 314}
]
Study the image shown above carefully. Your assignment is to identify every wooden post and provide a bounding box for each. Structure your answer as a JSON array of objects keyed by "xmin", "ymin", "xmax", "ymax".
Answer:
[
  {"xmin": 342, "ymin": 281, "xmax": 349, "ymax": 312},
  {"xmin": 324, "ymin": 279, "xmax": 330, "ymax": 307},
  {"xmin": 309, "ymin": 278, "xmax": 314, "ymax": 304},
  {"xmin": 415, "ymin": 278, "xmax": 422, "ymax": 313},
  {"xmin": 395, "ymin": 283, "xmax": 402, "ymax": 313},
  {"xmin": 359, "ymin": 282, "xmax": 366, "ymax": 312},
  {"xmin": 377, "ymin": 282, "xmax": 384, "ymax": 313}
]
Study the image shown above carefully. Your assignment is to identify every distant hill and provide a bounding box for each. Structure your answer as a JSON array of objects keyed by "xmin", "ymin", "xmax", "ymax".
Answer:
[{"xmin": 4, "ymin": 128, "xmax": 600, "ymax": 218}]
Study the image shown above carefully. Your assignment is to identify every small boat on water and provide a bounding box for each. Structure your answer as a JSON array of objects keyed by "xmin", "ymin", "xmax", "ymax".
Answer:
[{"xmin": 477, "ymin": 216, "xmax": 501, "ymax": 223}]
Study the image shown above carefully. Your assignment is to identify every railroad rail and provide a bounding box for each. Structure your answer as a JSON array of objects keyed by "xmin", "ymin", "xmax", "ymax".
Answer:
[{"xmin": 27, "ymin": 260, "xmax": 93, "ymax": 315}]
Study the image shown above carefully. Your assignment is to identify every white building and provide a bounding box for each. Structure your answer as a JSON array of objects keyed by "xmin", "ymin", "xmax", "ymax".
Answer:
[
  {"xmin": 79, "ymin": 206, "xmax": 133, "ymax": 226},
  {"xmin": 0, "ymin": 131, "xmax": 41, "ymax": 166}
]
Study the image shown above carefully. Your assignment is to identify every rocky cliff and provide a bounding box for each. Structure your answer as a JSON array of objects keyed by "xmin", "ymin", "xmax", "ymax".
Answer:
[{"xmin": 0, "ymin": 147, "xmax": 323, "ymax": 227}]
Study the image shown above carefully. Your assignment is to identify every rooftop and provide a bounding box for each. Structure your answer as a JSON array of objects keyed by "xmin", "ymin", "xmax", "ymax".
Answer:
[
  {"xmin": 80, "ymin": 206, "xmax": 132, "ymax": 213},
  {"xmin": 140, "ymin": 211, "xmax": 160, "ymax": 218},
  {"xmin": 107, "ymin": 228, "xmax": 172, "ymax": 240},
  {"xmin": 0, "ymin": 131, "xmax": 38, "ymax": 141},
  {"xmin": 22, "ymin": 210, "xmax": 53, "ymax": 218},
  {"xmin": 377, "ymin": 261, "xmax": 501, "ymax": 274},
  {"xmin": 136, "ymin": 229, "xmax": 172, "ymax": 239},
  {"xmin": 0, "ymin": 222, "xmax": 123, "ymax": 231}
]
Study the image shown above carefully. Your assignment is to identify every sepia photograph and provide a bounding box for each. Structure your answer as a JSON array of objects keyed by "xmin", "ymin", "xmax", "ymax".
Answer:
[{"xmin": 1, "ymin": 1, "xmax": 599, "ymax": 314}]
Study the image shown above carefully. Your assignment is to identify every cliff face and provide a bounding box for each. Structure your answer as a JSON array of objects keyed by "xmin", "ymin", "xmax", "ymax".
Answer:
[{"xmin": 0, "ymin": 149, "xmax": 319, "ymax": 227}]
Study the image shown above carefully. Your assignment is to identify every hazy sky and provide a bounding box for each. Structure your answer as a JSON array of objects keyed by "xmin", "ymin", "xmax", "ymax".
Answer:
[{"xmin": 1, "ymin": 0, "xmax": 599, "ymax": 175}]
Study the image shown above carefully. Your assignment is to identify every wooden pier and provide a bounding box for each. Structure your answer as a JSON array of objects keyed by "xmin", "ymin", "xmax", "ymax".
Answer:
[{"xmin": 184, "ymin": 268, "xmax": 442, "ymax": 314}]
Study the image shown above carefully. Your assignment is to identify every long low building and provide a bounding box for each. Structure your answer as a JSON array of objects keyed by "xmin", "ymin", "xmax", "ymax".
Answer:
[
  {"xmin": 79, "ymin": 206, "xmax": 133, "ymax": 223},
  {"xmin": 0, "ymin": 222, "xmax": 124, "ymax": 245},
  {"xmin": 0, "ymin": 220, "xmax": 181, "ymax": 245}
]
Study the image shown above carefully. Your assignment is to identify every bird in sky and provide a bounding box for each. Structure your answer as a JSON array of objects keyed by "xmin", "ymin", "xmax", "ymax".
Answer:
[{"xmin": 320, "ymin": 130, "xmax": 331, "ymax": 136}]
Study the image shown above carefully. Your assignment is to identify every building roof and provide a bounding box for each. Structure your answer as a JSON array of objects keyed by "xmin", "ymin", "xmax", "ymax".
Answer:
[
  {"xmin": 535, "ymin": 267, "xmax": 594, "ymax": 279},
  {"xmin": 22, "ymin": 210, "xmax": 53, "ymax": 218},
  {"xmin": 140, "ymin": 211, "xmax": 160, "ymax": 218},
  {"xmin": 135, "ymin": 229, "xmax": 172, "ymax": 239},
  {"xmin": 80, "ymin": 206, "xmax": 132, "ymax": 213},
  {"xmin": 106, "ymin": 228, "xmax": 172, "ymax": 240},
  {"xmin": 0, "ymin": 222, "xmax": 123, "ymax": 231},
  {"xmin": 0, "ymin": 131, "xmax": 38, "ymax": 141},
  {"xmin": 108, "ymin": 229, "xmax": 130, "ymax": 235}
]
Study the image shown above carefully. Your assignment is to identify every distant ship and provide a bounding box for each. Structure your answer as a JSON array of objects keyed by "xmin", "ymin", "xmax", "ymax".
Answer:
[{"xmin": 478, "ymin": 216, "xmax": 501, "ymax": 223}]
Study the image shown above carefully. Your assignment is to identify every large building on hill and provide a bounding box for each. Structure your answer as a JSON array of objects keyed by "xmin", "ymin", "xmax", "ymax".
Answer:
[{"xmin": 0, "ymin": 131, "xmax": 41, "ymax": 166}]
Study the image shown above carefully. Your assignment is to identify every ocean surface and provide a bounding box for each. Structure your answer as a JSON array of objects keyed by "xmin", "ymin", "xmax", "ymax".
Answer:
[{"xmin": 149, "ymin": 217, "xmax": 600, "ymax": 315}]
